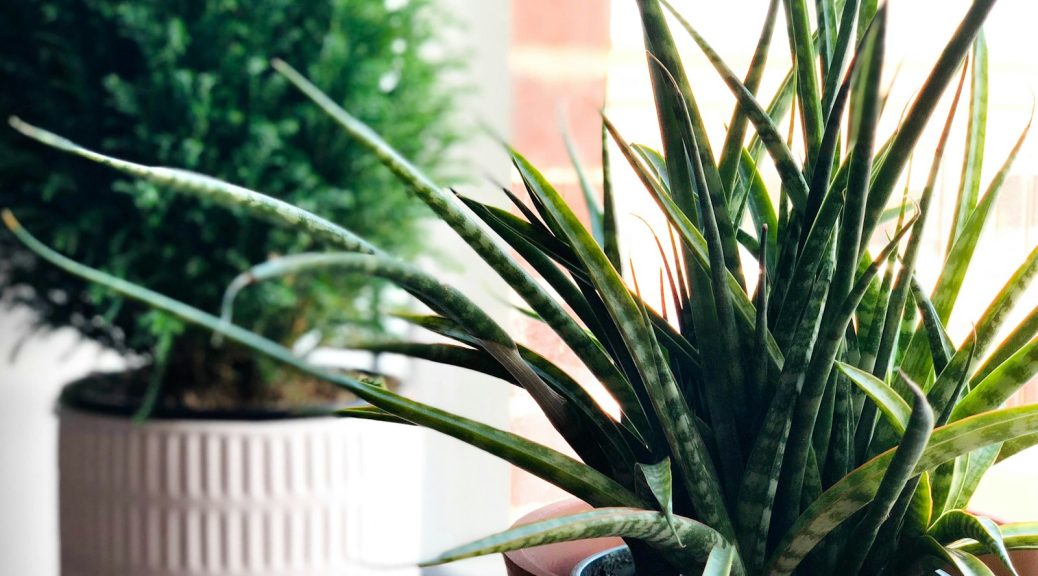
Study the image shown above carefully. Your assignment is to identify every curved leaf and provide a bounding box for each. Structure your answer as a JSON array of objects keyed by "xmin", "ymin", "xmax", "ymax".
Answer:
[
  {"xmin": 957, "ymin": 522, "xmax": 1038, "ymax": 553},
  {"xmin": 2, "ymin": 212, "xmax": 648, "ymax": 511},
  {"xmin": 931, "ymin": 510, "xmax": 1017, "ymax": 576},
  {"xmin": 952, "ymin": 336, "xmax": 1038, "ymax": 421},
  {"xmin": 660, "ymin": 0, "xmax": 811, "ymax": 208},
  {"xmin": 420, "ymin": 508, "xmax": 731, "ymax": 571},
  {"xmin": 271, "ymin": 59, "xmax": 651, "ymax": 443},
  {"xmin": 8, "ymin": 117, "xmax": 377, "ymax": 254},
  {"xmin": 837, "ymin": 362, "xmax": 911, "ymax": 434},
  {"xmin": 704, "ymin": 542, "xmax": 736, "ymax": 576},
  {"xmin": 766, "ymin": 404, "xmax": 1038, "ymax": 575},
  {"xmin": 837, "ymin": 378, "xmax": 934, "ymax": 575}
]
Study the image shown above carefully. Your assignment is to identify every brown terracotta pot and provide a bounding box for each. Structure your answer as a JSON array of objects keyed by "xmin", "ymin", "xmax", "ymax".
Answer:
[
  {"xmin": 503, "ymin": 500, "xmax": 623, "ymax": 576},
  {"xmin": 969, "ymin": 550, "xmax": 1038, "ymax": 576}
]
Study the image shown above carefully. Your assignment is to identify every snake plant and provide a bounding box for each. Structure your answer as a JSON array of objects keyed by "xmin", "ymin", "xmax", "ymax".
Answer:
[{"xmin": 5, "ymin": 0, "xmax": 1038, "ymax": 574}]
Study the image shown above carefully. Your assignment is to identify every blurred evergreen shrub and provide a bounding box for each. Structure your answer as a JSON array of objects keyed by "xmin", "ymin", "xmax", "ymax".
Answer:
[{"xmin": 0, "ymin": 0, "xmax": 460, "ymax": 391}]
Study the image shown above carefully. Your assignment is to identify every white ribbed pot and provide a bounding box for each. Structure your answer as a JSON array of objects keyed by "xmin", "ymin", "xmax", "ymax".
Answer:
[{"xmin": 58, "ymin": 407, "xmax": 400, "ymax": 576}]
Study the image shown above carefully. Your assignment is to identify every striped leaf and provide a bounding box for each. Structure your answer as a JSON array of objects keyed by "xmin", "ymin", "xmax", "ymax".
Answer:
[
  {"xmin": 638, "ymin": 458, "xmax": 681, "ymax": 543},
  {"xmin": 271, "ymin": 59, "xmax": 653, "ymax": 441},
  {"xmin": 661, "ymin": 0, "xmax": 811, "ymax": 208},
  {"xmin": 931, "ymin": 118, "xmax": 1032, "ymax": 323},
  {"xmin": 836, "ymin": 380, "xmax": 934, "ymax": 575},
  {"xmin": 861, "ymin": 0, "xmax": 999, "ymax": 248},
  {"xmin": 837, "ymin": 362, "xmax": 911, "ymax": 435},
  {"xmin": 948, "ymin": 31, "xmax": 990, "ymax": 252},
  {"xmin": 956, "ymin": 522, "xmax": 1038, "ymax": 554},
  {"xmin": 8, "ymin": 118, "xmax": 378, "ymax": 254},
  {"xmin": 2, "ymin": 212, "xmax": 648, "ymax": 510},
  {"xmin": 925, "ymin": 537, "xmax": 998, "ymax": 576},
  {"xmin": 419, "ymin": 508, "xmax": 731, "ymax": 571},
  {"xmin": 766, "ymin": 403, "xmax": 1038, "ymax": 575}
]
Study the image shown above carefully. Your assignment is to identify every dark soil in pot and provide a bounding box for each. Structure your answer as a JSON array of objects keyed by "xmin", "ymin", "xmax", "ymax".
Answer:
[{"xmin": 61, "ymin": 351, "xmax": 394, "ymax": 420}]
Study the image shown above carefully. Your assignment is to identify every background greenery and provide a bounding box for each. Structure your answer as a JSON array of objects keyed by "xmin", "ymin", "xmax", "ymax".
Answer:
[{"xmin": 0, "ymin": 0, "xmax": 460, "ymax": 403}]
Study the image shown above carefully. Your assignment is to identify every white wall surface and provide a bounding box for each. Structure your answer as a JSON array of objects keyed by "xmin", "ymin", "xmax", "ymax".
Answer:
[{"xmin": 0, "ymin": 308, "xmax": 123, "ymax": 576}]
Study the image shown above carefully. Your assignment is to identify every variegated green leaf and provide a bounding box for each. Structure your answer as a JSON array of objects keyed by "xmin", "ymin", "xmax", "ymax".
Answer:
[
  {"xmin": 930, "ymin": 510, "xmax": 1011, "ymax": 571},
  {"xmin": 956, "ymin": 522, "xmax": 1038, "ymax": 553},
  {"xmin": 2, "ymin": 212, "xmax": 648, "ymax": 510},
  {"xmin": 767, "ymin": 403, "xmax": 1038, "ymax": 575},
  {"xmin": 420, "ymin": 508, "xmax": 734, "ymax": 573},
  {"xmin": 271, "ymin": 59, "xmax": 653, "ymax": 442},
  {"xmin": 948, "ymin": 31, "xmax": 990, "ymax": 252},
  {"xmin": 862, "ymin": 0, "xmax": 998, "ymax": 248},
  {"xmin": 837, "ymin": 362, "xmax": 911, "ymax": 434},
  {"xmin": 8, "ymin": 117, "xmax": 378, "ymax": 254},
  {"xmin": 704, "ymin": 542, "xmax": 736, "ymax": 576},
  {"xmin": 953, "ymin": 336, "xmax": 1038, "ymax": 421},
  {"xmin": 638, "ymin": 458, "xmax": 681, "ymax": 543},
  {"xmin": 717, "ymin": 0, "xmax": 781, "ymax": 194},
  {"xmin": 660, "ymin": 0, "xmax": 811, "ymax": 208},
  {"xmin": 927, "ymin": 537, "xmax": 998, "ymax": 576},
  {"xmin": 932, "ymin": 118, "xmax": 1032, "ymax": 323},
  {"xmin": 837, "ymin": 378, "xmax": 934, "ymax": 575}
]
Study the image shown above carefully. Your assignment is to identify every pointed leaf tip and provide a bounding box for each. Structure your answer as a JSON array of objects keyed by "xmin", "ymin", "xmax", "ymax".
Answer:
[{"xmin": 1, "ymin": 209, "xmax": 19, "ymax": 232}]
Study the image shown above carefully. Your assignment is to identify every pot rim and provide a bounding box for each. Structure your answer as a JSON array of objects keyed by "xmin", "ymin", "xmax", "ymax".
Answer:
[
  {"xmin": 58, "ymin": 368, "xmax": 391, "ymax": 421},
  {"xmin": 571, "ymin": 545, "xmax": 630, "ymax": 576}
]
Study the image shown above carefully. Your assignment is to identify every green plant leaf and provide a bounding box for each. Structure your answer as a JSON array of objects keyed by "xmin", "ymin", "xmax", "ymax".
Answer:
[
  {"xmin": 931, "ymin": 117, "xmax": 1032, "ymax": 323},
  {"xmin": 953, "ymin": 336, "xmax": 1038, "ymax": 422},
  {"xmin": 222, "ymin": 251, "xmax": 637, "ymax": 477},
  {"xmin": 271, "ymin": 59, "xmax": 653, "ymax": 442},
  {"xmin": 1, "ymin": 212, "xmax": 649, "ymax": 510},
  {"xmin": 782, "ymin": 0, "xmax": 825, "ymax": 161},
  {"xmin": 638, "ymin": 458, "xmax": 682, "ymax": 544},
  {"xmin": 602, "ymin": 122, "xmax": 621, "ymax": 269},
  {"xmin": 907, "ymin": 472, "xmax": 934, "ymax": 535},
  {"xmin": 972, "ymin": 305, "xmax": 1038, "ymax": 388},
  {"xmin": 948, "ymin": 31, "xmax": 990, "ymax": 253},
  {"xmin": 561, "ymin": 109, "xmax": 604, "ymax": 247},
  {"xmin": 837, "ymin": 379, "xmax": 934, "ymax": 575},
  {"xmin": 872, "ymin": 60, "xmax": 970, "ymax": 381},
  {"xmin": 512, "ymin": 150, "xmax": 736, "ymax": 540},
  {"xmin": 7, "ymin": 117, "xmax": 378, "ymax": 254},
  {"xmin": 736, "ymin": 247, "xmax": 835, "ymax": 573},
  {"xmin": 837, "ymin": 362, "xmax": 911, "ymax": 434},
  {"xmin": 337, "ymin": 406, "xmax": 415, "ymax": 426},
  {"xmin": 604, "ymin": 116, "xmax": 785, "ymax": 371},
  {"xmin": 912, "ymin": 278, "xmax": 956, "ymax": 375},
  {"xmin": 832, "ymin": 6, "xmax": 887, "ymax": 314},
  {"xmin": 660, "ymin": 0, "xmax": 811, "ymax": 208},
  {"xmin": 956, "ymin": 522, "xmax": 1038, "ymax": 553},
  {"xmin": 704, "ymin": 542, "xmax": 736, "ymax": 576},
  {"xmin": 766, "ymin": 403, "xmax": 1038, "ymax": 575},
  {"xmin": 349, "ymin": 341, "xmax": 515, "ymax": 382},
  {"xmin": 821, "ymin": 0, "xmax": 862, "ymax": 115},
  {"xmin": 776, "ymin": 207, "xmax": 918, "ymax": 534},
  {"xmin": 419, "ymin": 508, "xmax": 731, "ymax": 571},
  {"xmin": 861, "ymin": 0, "xmax": 999, "ymax": 248},
  {"xmin": 925, "ymin": 537, "xmax": 998, "ymax": 576},
  {"xmin": 717, "ymin": 0, "xmax": 781, "ymax": 194},
  {"xmin": 946, "ymin": 444, "xmax": 1001, "ymax": 513}
]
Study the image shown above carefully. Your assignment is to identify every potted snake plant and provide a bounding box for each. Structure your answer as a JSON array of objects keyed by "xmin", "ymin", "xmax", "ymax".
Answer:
[{"xmin": 5, "ymin": 0, "xmax": 1038, "ymax": 574}]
